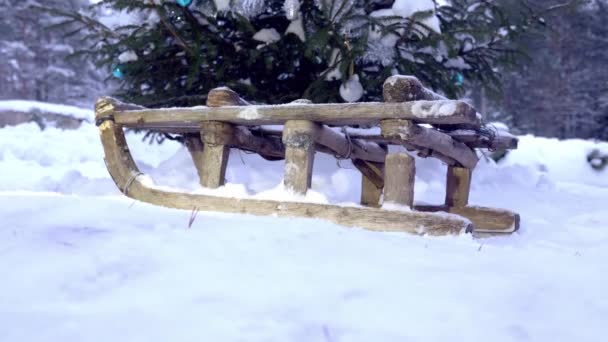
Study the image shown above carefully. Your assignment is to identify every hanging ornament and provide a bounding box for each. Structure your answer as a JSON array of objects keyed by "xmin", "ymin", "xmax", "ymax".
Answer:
[
  {"xmin": 453, "ymin": 72, "xmax": 464, "ymax": 86},
  {"xmin": 283, "ymin": 0, "xmax": 300, "ymax": 20},
  {"xmin": 112, "ymin": 65, "xmax": 125, "ymax": 79},
  {"xmin": 176, "ymin": 0, "xmax": 193, "ymax": 7},
  {"xmin": 234, "ymin": 0, "xmax": 265, "ymax": 18},
  {"xmin": 339, "ymin": 74, "xmax": 364, "ymax": 102}
]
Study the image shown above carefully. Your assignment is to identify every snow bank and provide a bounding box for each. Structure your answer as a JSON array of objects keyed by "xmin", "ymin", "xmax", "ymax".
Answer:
[
  {"xmin": 0, "ymin": 100, "xmax": 94, "ymax": 121},
  {"xmin": 1, "ymin": 121, "xmax": 606, "ymax": 201},
  {"xmin": 500, "ymin": 135, "xmax": 608, "ymax": 187},
  {"xmin": 0, "ymin": 123, "xmax": 181, "ymax": 194}
]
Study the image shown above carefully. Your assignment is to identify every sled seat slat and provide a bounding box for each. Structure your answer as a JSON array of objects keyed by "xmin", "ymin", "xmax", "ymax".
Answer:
[{"xmin": 110, "ymin": 100, "xmax": 481, "ymax": 127}]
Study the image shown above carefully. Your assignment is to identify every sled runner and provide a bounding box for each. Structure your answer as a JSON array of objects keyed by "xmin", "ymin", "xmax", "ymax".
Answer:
[{"xmin": 96, "ymin": 75, "xmax": 519, "ymax": 236}]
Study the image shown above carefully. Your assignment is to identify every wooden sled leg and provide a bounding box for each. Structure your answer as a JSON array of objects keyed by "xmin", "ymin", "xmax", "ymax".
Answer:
[
  {"xmin": 200, "ymin": 121, "xmax": 233, "ymax": 188},
  {"xmin": 353, "ymin": 159, "xmax": 384, "ymax": 208},
  {"xmin": 96, "ymin": 98, "xmax": 472, "ymax": 236},
  {"xmin": 445, "ymin": 166, "xmax": 471, "ymax": 207},
  {"xmin": 282, "ymin": 120, "xmax": 319, "ymax": 195},
  {"xmin": 184, "ymin": 135, "xmax": 205, "ymax": 186},
  {"xmin": 361, "ymin": 175, "xmax": 382, "ymax": 208},
  {"xmin": 384, "ymin": 153, "xmax": 415, "ymax": 208}
]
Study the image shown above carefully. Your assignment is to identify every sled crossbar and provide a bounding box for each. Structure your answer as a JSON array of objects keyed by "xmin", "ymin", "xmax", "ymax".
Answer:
[
  {"xmin": 110, "ymin": 100, "xmax": 481, "ymax": 127},
  {"xmin": 96, "ymin": 75, "xmax": 520, "ymax": 236}
]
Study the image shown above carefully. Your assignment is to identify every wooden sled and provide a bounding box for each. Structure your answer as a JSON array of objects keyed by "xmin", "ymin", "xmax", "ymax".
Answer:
[{"xmin": 96, "ymin": 75, "xmax": 520, "ymax": 236}]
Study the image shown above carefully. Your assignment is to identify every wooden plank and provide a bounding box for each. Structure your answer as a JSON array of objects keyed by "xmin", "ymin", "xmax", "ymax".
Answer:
[
  {"xmin": 184, "ymin": 135, "xmax": 206, "ymax": 185},
  {"xmin": 446, "ymin": 129, "xmax": 518, "ymax": 149},
  {"xmin": 361, "ymin": 175, "xmax": 383, "ymax": 208},
  {"xmin": 445, "ymin": 166, "xmax": 472, "ymax": 207},
  {"xmin": 383, "ymin": 153, "xmax": 415, "ymax": 207},
  {"xmin": 96, "ymin": 114, "xmax": 473, "ymax": 235},
  {"xmin": 200, "ymin": 89, "xmax": 238, "ymax": 189},
  {"xmin": 381, "ymin": 119, "xmax": 479, "ymax": 169},
  {"xmin": 282, "ymin": 120, "xmax": 319, "ymax": 194},
  {"xmin": 110, "ymin": 100, "xmax": 481, "ymax": 127},
  {"xmin": 233, "ymin": 126, "xmax": 285, "ymax": 160},
  {"xmin": 200, "ymin": 121, "xmax": 233, "ymax": 188},
  {"xmin": 415, "ymin": 205, "xmax": 519, "ymax": 234},
  {"xmin": 343, "ymin": 130, "xmax": 518, "ymax": 150},
  {"xmin": 352, "ymin": 159, "xmax": 384, "ymax": 189},
  {"xmin": 356, "ymin": 157, "xmax": 385, "ymax": 208},
  {"xmin": 316, "ymin": 126, "xmax": 386, "ymax": 163}
]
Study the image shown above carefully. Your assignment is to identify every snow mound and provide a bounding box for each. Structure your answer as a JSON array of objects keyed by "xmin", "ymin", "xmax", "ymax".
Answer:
[{"xmin": 501, "ymin": 135, "xmax": 608, "ymax": 187}]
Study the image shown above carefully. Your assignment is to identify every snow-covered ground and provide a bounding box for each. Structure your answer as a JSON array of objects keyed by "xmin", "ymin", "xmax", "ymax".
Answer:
[
  {"xmin": 0, "ymin": 100, "xmax": 93, "ymax": 122},
  {"xmin": 1, "ymin": 109, "xmax": 608, "ymax": 341}
]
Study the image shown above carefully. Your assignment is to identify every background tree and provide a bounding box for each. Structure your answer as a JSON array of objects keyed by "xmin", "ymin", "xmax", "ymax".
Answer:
[
  {"xmin": 490, "ymin": 0, "xmax": 608, "ymax": 140},
  {"xmin": 0, "ymin": 0, "xmax": 105, "ymax": 106},
  {"xmin": 49, "ymin": 0, "xmax": 547, "ymax": 108}
]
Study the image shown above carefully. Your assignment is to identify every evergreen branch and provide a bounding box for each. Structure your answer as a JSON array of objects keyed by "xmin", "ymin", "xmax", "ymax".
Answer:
[
  {"xmin": 157, "ymin": 8, "xmax": 193, "ymax": 55},
  {"xmin": 31, "ymin": 5, "xmax": 119, "ymax": 40}
]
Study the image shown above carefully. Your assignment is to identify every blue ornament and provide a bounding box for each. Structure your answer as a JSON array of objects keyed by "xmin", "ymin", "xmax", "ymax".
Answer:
[
  {"xmin": 176, "ymin": 0, "xmax": 193, "ymax": 7},
  {"xmin": 112, "ymin": 65, "xmax": 124, "ymax": 79},
  {"xmin": 453, "ymin": 72, "xmax": 464, "ymax": 86}
]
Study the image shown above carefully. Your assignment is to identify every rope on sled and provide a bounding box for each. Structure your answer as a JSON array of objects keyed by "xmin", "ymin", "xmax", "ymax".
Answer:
[{"xmin": 123, "ymin": 171, "xmax": 144, "ymax": 196}]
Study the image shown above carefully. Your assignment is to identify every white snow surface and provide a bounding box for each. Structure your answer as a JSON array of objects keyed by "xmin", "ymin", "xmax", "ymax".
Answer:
[
  {"xmin": 1, "ymin": 105, "xmax": 608, "ymax": 341},
  {"xmin": 285, "ymin": 18, "xmax": 306, "ymax": 42},
  {"xmin": 118, "ymin": 50, "xmax": 138, "ymax": 63},
  {"xmin": 412, "ymin": 100, "xmax": 457, "ymax": 117},
  {"xmin": 253, "ymin": 28, "xmax": 281, "ymax": 44},
  {"xmin": 393, "ymin": 0, "xmax": 441, "ymax": 34},
  {"xmin": 214, "ymin": 0, "xmax": 231, "ymax": 11}
]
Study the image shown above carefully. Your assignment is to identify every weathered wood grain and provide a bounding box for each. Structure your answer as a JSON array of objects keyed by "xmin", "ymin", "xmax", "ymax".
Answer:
[
  {"xmin": 233, "ymin": 127, "xmax": 285, "ymax": 160},
  {"xmin": 184, "ymin": 135, "xmax": 206, "ymax": 185},
  {"xmin": 341, "ymin": 130, "xmax": 518, "ymax": 150},
  {"xmin": 200, "ymin": 121, "xmax": 233, "ymax": 188},
  {"xmin": 283, "ymin": 120, "xmax": 319, "ymax": 194},
  {"xmin": 352, "ymin": 159, "xmax": 384, "ymax": 189},
  {"xmin": 316, "ymin": 126, "xmax": 386, "ymax": 163},
  {"xmin": 445, "ymin": 166, "xmax": 472, "ymax": 207},
  {"xmin": 383, "ymin": 75, "xmax": 447, "ymax": 102},
  {"xmin": 446, "ymin": 129, "xmax": 518, "ymax": 149},
  {"xmin": 381, "ymin": 119, "xmax": 479, "ymax": 169},
  {"xmin": 361, "ymin": 175, "xmax": 383, "ymax": 208},
  {"xmin": 111, "ymin": 100, "xmax": 481, "ymax": 127},
  {"xmin": 415, "ymin": 205, "xmax": 519, "ymax": 234},
  {"xmin": 384, "ymin": 153, "xmax": 415, "ymax": 207}
]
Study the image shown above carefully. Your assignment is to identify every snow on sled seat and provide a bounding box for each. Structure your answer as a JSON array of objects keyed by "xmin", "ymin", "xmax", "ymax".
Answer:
[{"xmin": 95, "ymin": 75, "xmax": 520, "ymax": 236}]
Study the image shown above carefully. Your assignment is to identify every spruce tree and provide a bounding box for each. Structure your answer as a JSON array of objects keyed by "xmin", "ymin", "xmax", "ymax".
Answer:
[
  {"xmin": 48, "ymin": 0, "xmax": 547, "ymax": 108},
  {"xmin": 496, "ymin": 0, "xmax": 607, "ymax": 139}
]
